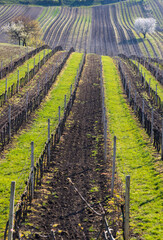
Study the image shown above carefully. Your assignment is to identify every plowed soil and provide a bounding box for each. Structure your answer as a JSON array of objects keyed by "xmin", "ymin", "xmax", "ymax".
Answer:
[{"xmin": 18, "ymin": 54, "xmax": 119, "ymax": 239}]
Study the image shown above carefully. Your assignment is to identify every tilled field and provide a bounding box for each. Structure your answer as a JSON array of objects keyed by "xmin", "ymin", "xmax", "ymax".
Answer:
[{"xmin": 19, "ymin": 54, "xmax": 117, "ymax": 239}]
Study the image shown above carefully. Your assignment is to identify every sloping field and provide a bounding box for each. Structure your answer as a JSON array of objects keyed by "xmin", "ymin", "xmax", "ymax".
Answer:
[
  {"xmin": 0, "ymin": 5, "xmax": 43, "ymax": 44},
  {"xmin": 3, "ymin": 53, "xmax": 162, "ymax": 240},
  {"xmin": 0, "ymin": 1, "xmax": 162, "ymax": 57},
  {"xmin": 0, "ymin": 43, "xmax": 34, "ymax": 68}
]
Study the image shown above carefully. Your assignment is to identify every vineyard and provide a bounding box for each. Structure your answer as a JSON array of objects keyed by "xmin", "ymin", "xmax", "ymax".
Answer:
[{"xmin": 0, "ymin": 0, "xmax": 162, "ymax": 240}]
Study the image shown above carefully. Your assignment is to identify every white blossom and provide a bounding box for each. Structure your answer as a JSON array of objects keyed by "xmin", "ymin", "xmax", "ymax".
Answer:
[{"xmin": 134, "ymin": 18, "xmax": 156, "ymax": 38}]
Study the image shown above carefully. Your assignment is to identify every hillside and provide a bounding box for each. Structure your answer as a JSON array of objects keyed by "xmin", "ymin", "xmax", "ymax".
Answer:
[
  {"xmin": 0, "ymin": 0, "xmax": 162, "ymax": 240},
  {"xmin": 0, "ymin": 0, "xmax": 162, "ymax": 58}
]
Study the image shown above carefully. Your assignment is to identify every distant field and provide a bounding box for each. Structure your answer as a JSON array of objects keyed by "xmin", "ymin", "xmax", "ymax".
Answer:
[
  {"xmin": 0, "ymin": 43, "xmax": 34, "ymax": 67},
  {"xmin": 0, "ymin": 1, "xmax": 162, "ymax": 57}
]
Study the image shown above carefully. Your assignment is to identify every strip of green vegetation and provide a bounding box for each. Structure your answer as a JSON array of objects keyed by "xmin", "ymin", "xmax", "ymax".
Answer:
[
  {"xmin": 38, "ymin": 7, "xmax": 60, "ymax": 32},
  {"xmin": 102, "ymin": 56, "xmax": 163, "ymax": 239},
  {"xmin": 0, "ymin": 52, "xmax": 83, "ymax": 237},
  {"xmin": 133, "ymin": 60, "xmax": 163, "ymax": 101},
  {"xmin": 0, "ymin": 49, "xmax": 51, "ymax": 96}
]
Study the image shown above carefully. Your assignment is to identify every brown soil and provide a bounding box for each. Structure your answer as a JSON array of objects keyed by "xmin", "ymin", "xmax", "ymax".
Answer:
[{"xmin": 18, "ymin": 54, "xmax": 121, "ymax": 239}]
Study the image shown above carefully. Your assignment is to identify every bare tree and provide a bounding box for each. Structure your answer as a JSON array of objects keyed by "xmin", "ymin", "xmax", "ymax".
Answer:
[
  {"xmin": 134, "ymin": 17, "xmax": 156, "ymax": 38},
  {"xmin": 2, "ymin": 16, "xmax": 42, "ymax": 46}
]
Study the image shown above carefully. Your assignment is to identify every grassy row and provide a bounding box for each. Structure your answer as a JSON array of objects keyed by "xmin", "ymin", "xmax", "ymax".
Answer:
[
  {"xmin": 0, "ymin": 49, "xmax": 51, "ymax": 95},
  {"xmin": 102, "ymin": 56, "xmax": 163, "ymax": 239},
  {"xmin": 0, "ymin": 52, "xmax": 83, "ymax": 238}
]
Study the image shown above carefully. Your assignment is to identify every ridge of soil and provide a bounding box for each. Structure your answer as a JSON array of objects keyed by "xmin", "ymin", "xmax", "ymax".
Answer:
[{"xmin": 18, "ymin": 54, "xmax": 121, "ymax": 239}]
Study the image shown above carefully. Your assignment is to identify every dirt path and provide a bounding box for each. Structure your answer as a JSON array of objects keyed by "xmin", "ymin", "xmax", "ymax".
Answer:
[{"xmin": 18, "ymin": 54, "xmax": 115, "ymax": 239}]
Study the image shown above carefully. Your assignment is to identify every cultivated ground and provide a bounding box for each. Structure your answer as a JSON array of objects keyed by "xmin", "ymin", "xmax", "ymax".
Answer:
[{"xmin": 18, "ymin": 54, "xmax": 121, "ymax": 239}]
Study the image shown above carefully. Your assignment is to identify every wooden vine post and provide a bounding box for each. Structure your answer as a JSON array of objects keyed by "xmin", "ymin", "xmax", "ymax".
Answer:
[
  {"xmin": 1, "ymin": 60, "xmax": 3, "ymax": 78},
  {"xmin": 156, "ymin": 84, "xmax": 157, "ymax": 105},
  {"xmin": 31, "ymin": 141, "xmax": 34, "ymax": 200},
  {"xmin": 134, "ymin": 90, "xmax": 137, "ymax": 113},
  {"xmin": 48, "ymin": 119, "xmax": 50, "ymax": 166},
  {"xmin": 104, "ymin": 106, "xmax": 107, "ymax": 162},
  {"xmin": 111, "ymin": 136, "xmax": 116, "ymax": 197},
  {"xmin": 149, "ymin": 78, "xmax": 151, "ymax": 96},
  {"xmin": 5, "ymin": 78, "xmax": 7, "ymax": 102},
  {"xmin": 8, "ymin": 105, "xmax": 11, "ymax": 140},
  {"xmin": 125, "ymin": 175, "xmax": 130, "ymax": 240},
  {"xmin": 27, "ymin": 64, "xmax": 29, "ymax": 82},
  {"xmin": 142, "ymin": 99, "xmax": 144, "ymax": 128},
  {"xmin": 162, "ymin": 117, "xmax": 163, "ymax": 160},
  {"xmin": 58, "ymin": 106, "xmax": 61, "ymax": 138},
  {"xmin": 17, "ymin": 70, "xmax": 19, "ymax": 92},
  {"xmin": 26, "ymin": 91, "xmax": 28, "ymax": 121},
  {"xmin": 8, "ymin": 181, "xmax": 15, "ymax": 240},
  {"xmin": 64, "ymin": 95, "xmax": 67, "ymax": 111},
  {"xmin": 151, "ymin": 108, "xmax": 154, "ymax": 143},
  {"xmin": 34, "ymin": 58, "xmax": 35, "ymax": 74}
]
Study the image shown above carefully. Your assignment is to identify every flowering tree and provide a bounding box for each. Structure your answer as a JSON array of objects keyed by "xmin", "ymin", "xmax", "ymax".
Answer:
[
  {"xmin": 2, "ymin": 16, "xmax": 42, "ymax": 46},
  {"xmin": 134, "ymin": 17, "xmax": 156, "ymax": 38},
  {"xmin": 2, "ymin": 21, "xmax": 24, "ymax": 45}
]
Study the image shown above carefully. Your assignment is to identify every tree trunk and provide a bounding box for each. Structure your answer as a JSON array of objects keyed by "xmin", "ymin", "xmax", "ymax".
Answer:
[
  {"xmin": 18, "ymin": 38, "xmax": 20, "ymax": 45},
  {"xmin": 23, "ymin": 39, "xmax": 26, "ymax": 46},
  {"xmin": 143, "ymin": 33, "xmax": 146, "ymax": 38}
]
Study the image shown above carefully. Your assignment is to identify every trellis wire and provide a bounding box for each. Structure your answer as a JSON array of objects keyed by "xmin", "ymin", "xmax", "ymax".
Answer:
[
  {"xmin": 4, "ymin": 53, "xmax": 86, "ymax": 240},
  {"xmin": 118, "ymin": 61, "xmax": 163, "ymax": 157},
  {"xmin": 0, "ymin": 46, "xmax": 62, "ymax": 107},
  {"xmin": 0, "ymin": 47, "xmax": 73, "ymax": 151},
  {"xmin": 0, "ymin": 44, "xmax": 51, "ymax": 80}
]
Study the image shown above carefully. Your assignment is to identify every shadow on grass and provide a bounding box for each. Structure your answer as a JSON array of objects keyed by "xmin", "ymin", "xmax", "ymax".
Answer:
[
  {"xmin": 139, "ymin": 197, "xmax": 156, "ymax": 207},
  {"xmin": 119, "ymin": 38, "xmax": 144, "ymax": 45}
]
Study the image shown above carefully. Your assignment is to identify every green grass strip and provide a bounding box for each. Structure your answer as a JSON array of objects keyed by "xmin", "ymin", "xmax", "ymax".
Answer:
[
  {"xmin": 102, "ymin": 56, "xmax": 163, "ymax": 239},
  {"xmin": 0, "ymin": 52, "xmax": 83, "ymax": 237},
  {"xmin": 133, "ymin": 60, "xmax": 163, "ymax": 101},
  {"xmin": 0, "ymin": 49, "xmax": 51, "ymax": 95}
]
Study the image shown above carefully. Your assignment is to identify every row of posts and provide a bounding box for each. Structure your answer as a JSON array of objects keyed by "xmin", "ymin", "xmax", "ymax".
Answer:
[
  {"xmin": 4, "ymin": 51, "xmax": 52, "ymax": 142},
  {"xmin": 135, "ymin": 61, "xmax": 159, "ymax": 106},
  {"xmin": 134, "ymin": 57, "xmax": 162, "ymax": 81},
  {"xmin": 120, "ymin": 60, "xmax": 163, "ymax": 159},
  {"xmin": 3, "ymin": 49, "xmax": 49, "ymax": 103},
  {"xmin": 100, "ymin": 58, "xmax": 130, "ymax": 239},
  {"xmin": 7, "ymin": 66, "xmax": 78, "ymax": 239},
  {"xmin": 0, "ymin": 47, "xmax": 30, "ymax": 79}
]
